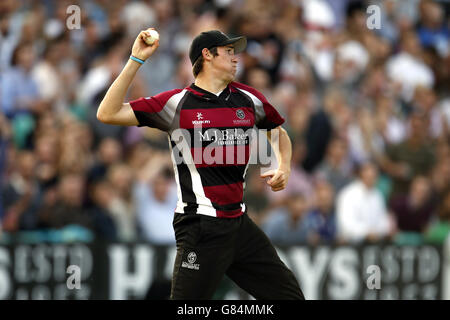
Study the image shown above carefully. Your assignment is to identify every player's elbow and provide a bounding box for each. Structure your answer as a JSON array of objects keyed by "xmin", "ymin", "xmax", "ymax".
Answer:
[
  {"xmin": 96, "ymin": 107, "xmax": 111, "ymax": 124},
  {"xmin": 278, "ymin": 126, "xmax": 288, "ymax": 136},
  {"xmin": 96, "ymin": 101, "xmax": 116, "ymax": 124},
  {"xmin": 96, "ymin": 108, "xmax": 106, "ymax": 122}
]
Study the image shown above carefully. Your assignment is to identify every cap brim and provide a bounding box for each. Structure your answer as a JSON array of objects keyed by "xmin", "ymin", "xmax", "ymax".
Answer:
[{"xmin": 220, "ymin": 36, "xmax": 247, "ymax": 54}]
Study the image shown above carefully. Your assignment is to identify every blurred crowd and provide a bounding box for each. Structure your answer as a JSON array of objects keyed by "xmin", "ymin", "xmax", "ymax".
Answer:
[{"xmin": 0, "ymin": 0, "xmax": 449, "ymax": 246}]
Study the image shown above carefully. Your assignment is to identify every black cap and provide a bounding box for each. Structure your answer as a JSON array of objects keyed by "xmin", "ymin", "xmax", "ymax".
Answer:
[{"xmin": 189, "ymin": 30, "xmax": 247, "ymax": 65}]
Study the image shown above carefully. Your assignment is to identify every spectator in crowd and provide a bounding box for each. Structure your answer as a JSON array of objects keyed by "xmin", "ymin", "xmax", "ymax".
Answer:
[
  {"xmin": 372, "ymin": 94, "xmax": 406, "ymax": 145},
  {"xmin": 333, "ymin": 40, "xmax": 369, "ymax": 89},
  {"xmin": 239, "ymin": 9, "xmax": 285, "ymax": 84},
  {"xmin": 381, "ymin": 111, "xmax": 436, "ymax": 198},
  {"xmin": 347, "ymin": 106, "xmax": 385, "ymax": 165},
  {"xmin": 315, "ymin": 136, "xmax": 353, "ymax": 193},
  {"xmin": 244, "ymin": 67, "xmax": 273, "ymax": 98},
  {"xmin": 284, "ymin": 91, "xmax": 312, "ymax": 141},
  {"xmin": 78, "ymin": 40, "xmax": 129, "ymax": 108},
  {"xmin": 0, "ymin": 41, "xmax": 49, "ymax": 150},
  {"xmin": 430, "ymin": 142, "xmax": 450, "ymax": 201},
  {"xmin": 262, "ymin": 193, "xmax": 309, "ymax": 246},
  {"xmin": 425, "ymin": 188, "xmax": 450, "ymax": 244},
  {"xmin": 87, "ymin": 179, "xmax": 118, "ymax": 241},
  {"xmin": 1, "ymin": 150, "xmax": 42, "ymax": 231},
  {"xmin": 336, "ymin": 161, "xmax": 395, "ymax": 243},
  {"xmin": 412, "ymin": 85, "xmax": 447, "ymax": 140},
  {"xmin": 344, "ymin": 1, "xmax": 368, "ymax": 44},
  {"xmin": 58, "ymin": 119, "xmax": 93, "ymax": 175},
  {"xmin": 390, "ymin": 175, "xmax": 436, "ymax": 233},
  {"xmin": 303, "ymin": 180, "xmax": 337, "ymax": 245},
  {"xmin": 106, "ymin": 163, "xmax": 137, "ymax": 241},
  {"xmin": 0, "ymin": 42, "xmax": 41, "ymax": 119},
  {"xmin": 34, "ymin": 133, "xmax": 60, "ymax": 188},
  {"xmin": 133, "ymin": 153, "xmax": 177, "ymax": 245},
  {"xmin": 31, "ymin": 36, "xmax": 68, "ymax": 113},
  {"xmin": 37, "ymin": 173, "xmax": 92, "ymax": 230},
  {"xmin": 0, "ymin": 114, "xmax": 13, "ymax": 222},
  {"xmin": 386, "ymin": 30, "xmax": 434, "ymax": 103},
  {"xmin": 0, "ymin": 0, "xmax": 24, "ymax": 70},
  {"xmin": 416, "ymin": 0, "xmax": 449, "ymax": 57},
  {"xmin": 301, "ymin": 86, "xmax": 336, "ymax": 172},
  {"xmin": 88, "ymin": 137, "xmax": 123, "ymax": 182}
]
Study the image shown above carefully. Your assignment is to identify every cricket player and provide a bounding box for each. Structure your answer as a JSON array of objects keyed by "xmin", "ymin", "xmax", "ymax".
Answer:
[{"xmin": 97, "ymin": 28, "xmax": 305, "ymax": 300}]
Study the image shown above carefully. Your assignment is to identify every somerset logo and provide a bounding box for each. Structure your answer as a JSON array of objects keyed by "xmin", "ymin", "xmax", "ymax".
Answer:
[
  {"xmin": 233, "ymin": 109, "xmax": 251, "ymax": 125},
  {"xmin": 182, "ymin": 252, "xmax": 200, "ymax": 270},
  {"xmin": 187, "ymin": 252, "xmax": 197, "ymax": 263},
  {"xmin": 236, "ymin": 109, "xmax": 245, "ymax": 119}
]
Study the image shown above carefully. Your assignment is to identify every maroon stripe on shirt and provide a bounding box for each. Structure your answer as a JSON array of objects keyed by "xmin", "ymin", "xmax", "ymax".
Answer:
[
  {"xmin": 129, "ymin": 89, "xmax": 183, "ymax": 113},
  {"xmin": 129, "ymin": 97, "xmax": 161, "ymax": 113},
  {"xmin": 203, "ymin": 181, "xmax": 243, "ymax": 206}
]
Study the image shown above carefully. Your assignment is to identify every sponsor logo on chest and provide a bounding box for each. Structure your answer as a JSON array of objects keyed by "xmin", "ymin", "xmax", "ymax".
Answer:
[{"xmin": 192, "ymin": 112, "xmax": 211, "ymax": 125}]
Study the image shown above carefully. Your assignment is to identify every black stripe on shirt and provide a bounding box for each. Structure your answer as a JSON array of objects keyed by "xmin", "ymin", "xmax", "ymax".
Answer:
[{"xmin": 197, "ymin": 165, "xmax": 246, "ymax": 187}]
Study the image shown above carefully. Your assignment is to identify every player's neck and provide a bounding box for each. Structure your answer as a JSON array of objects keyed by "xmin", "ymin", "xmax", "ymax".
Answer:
[{"xmin": 194, "ymin": 72, "xmax": 230, "ymax": 95}]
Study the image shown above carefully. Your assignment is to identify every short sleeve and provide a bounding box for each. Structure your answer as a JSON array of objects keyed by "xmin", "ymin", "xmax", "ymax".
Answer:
[
  {"xmin": 231, "ymin": 82, "xmax": 285, "ymax": 130},
  {"xmin": 255, "ymin": 98, "xmax": 285, "ymax": 130},
  {"xmin": 129, "ymin": 89, "xmax": 185, "ymax": 131}
]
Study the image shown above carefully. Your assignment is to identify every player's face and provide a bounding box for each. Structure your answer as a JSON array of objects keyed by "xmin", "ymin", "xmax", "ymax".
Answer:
[{"xmin": 212, "ymin": 45, "xmax": 238, "ymax": 81}]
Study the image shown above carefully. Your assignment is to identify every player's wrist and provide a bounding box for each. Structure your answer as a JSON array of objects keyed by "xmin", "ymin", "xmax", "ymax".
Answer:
[
  {"xmin": 279, "ymin": 164, "xmax": 291, "ymax": 174},
  {"xmin": 130, "ymin": 55, "xmax": 146, "ymax": 65}
]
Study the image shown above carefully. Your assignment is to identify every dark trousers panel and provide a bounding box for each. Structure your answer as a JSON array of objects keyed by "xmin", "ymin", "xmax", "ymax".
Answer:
[{"xmin": 170, "ymin": 213, "xmax": 305, "ymax": 300}]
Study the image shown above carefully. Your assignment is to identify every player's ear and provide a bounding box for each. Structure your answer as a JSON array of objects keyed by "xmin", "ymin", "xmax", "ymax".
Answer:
[{"xmin": 202, "ymin": 48, "xmax": 212, "ymax": 60}]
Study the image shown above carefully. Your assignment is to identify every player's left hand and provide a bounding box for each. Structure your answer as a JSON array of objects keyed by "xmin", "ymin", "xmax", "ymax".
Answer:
[{"xmin": 260, "ymin": 168, "xmax": 290, "ymax": 192}]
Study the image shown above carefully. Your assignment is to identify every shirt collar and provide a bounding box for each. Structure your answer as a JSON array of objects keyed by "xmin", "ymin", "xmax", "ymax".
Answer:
[{"xmin": 189, "ymin": 83, "xmax": 231, "ymax": 99}]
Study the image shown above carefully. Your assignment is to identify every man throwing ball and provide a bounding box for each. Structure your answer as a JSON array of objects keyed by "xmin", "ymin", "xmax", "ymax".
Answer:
[{"xmin": 97, "ymin": 28, "xmax": 305, "ymax": 300}]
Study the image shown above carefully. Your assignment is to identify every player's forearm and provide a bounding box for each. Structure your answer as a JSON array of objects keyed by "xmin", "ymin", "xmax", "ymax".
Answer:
[
  {"xmin": 270, "ymin": 127, "xmax": 292, "ymax": 172},
  {"xmin": 97, "ymin": 59, "xmax": 141, "ymax": 120},
  {"xmin": 278, "ymin": 127, "xmax": 292, "ymax": 172}
]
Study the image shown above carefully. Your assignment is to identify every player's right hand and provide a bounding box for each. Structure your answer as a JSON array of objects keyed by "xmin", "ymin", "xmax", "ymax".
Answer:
[{"xmin": 131, "ymin": 28, "xmax": 159, "ymax": 61}]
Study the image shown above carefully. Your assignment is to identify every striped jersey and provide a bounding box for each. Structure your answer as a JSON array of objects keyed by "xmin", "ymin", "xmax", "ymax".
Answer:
[{"xmin": 129, "ymin": 82, "xmax": 285, "ymax": 218}]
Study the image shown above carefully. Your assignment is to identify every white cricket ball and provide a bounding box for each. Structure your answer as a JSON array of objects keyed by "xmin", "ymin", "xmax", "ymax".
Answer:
[{"xmin": 144, "ymin": 29, "xmax": 159, "ymax": 45}]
